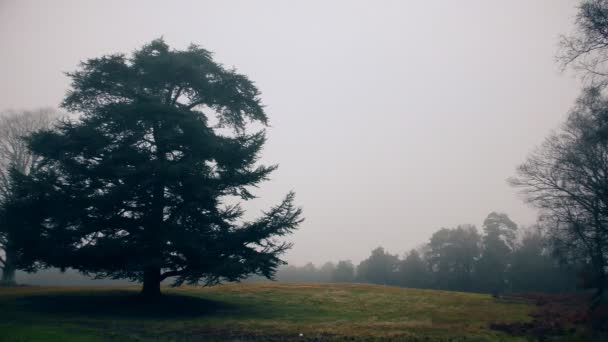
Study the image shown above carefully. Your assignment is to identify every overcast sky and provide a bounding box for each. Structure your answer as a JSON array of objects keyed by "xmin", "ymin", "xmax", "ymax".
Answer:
[{"xmin": 0, "ymin": 1, "xmax": 583, "ymax": 266}]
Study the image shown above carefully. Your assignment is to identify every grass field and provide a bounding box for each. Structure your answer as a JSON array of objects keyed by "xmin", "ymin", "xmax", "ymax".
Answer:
[{"xmin": 0, "ymin": 283, "xmax": 536, "ymax": 341}]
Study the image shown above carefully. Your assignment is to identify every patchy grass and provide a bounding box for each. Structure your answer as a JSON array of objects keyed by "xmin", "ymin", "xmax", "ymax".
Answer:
[
  {"xmin": 491, "ymin": 292, "xmax": 608, "ymax": 340},
  {"xmin": 0, "ymin": 283, "xmax": 533, "ymax": 341}
]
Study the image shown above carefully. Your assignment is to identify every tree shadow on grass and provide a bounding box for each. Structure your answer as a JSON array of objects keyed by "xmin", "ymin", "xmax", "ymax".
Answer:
[{"xmin": 16, "ymin": 291, "xmax": 239, "ymax": 319}]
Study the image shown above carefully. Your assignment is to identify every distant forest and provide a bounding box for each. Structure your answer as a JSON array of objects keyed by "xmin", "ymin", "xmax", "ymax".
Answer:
[
  {"xmin": 261, "ymin": 212, "xmax": 579, "ymax": 294},
  {"xmin": 19, "ymin": 212, "xmax": 577, "ymax": 295}
]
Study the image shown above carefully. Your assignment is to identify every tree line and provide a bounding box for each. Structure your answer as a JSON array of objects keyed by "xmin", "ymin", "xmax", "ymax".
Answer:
[{"xmin": 269, "ymin": 212, "xmax": 577, "ymax": 294}]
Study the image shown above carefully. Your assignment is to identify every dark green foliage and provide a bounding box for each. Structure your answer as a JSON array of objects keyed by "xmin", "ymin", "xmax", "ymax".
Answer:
[
  {"xmin": 331, "ymin": 260, "xmax": 355, "ymax": 283},
  {"xmin": 393, "ymin": 221, "xmax": 576, "ymax": 293},
  {"xmin": 476, "ymin": 212, "xmax": 517, "ymax": 294},
  {"xmin": 426, "ymin": 225, "xmax": 480, "ymax": 292},
  {"xmin": 509, "ymin": 230, "xmax": 577, "ymax": 293},
  {"xmin": 356, "ymin": 247, "xmax": 399, "ymax": 285},
  {"xmin": 4, "ymin": 39, "xmax": 302, "ymax": 295},
  {"xmin": 397, "ymin": 250, "xmax": 429, "ymax": 288}
]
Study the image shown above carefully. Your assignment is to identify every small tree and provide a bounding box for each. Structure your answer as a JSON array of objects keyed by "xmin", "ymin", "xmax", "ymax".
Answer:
[
  {"xmin": 0, "ymin": 108, "xmax": 58, "ymax": 285},
  {"xmin": 7, "ymin": 39, "xmax": 303, "ymax": 297}
]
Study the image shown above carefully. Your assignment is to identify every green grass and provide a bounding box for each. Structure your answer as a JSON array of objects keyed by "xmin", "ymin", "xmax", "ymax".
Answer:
[{"xmin": 0, "ymin": 283, "xmax": 533, "ymax": 341}]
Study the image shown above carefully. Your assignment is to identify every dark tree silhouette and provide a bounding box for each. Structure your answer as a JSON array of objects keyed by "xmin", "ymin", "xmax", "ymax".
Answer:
[
  {"xmin": 476, "ymin": 212, "xmax": 517, "ymax": 294},
  {"xmin": 357, "ymin": 247, "xmax": 399, "ymax": 285},
  {"xmin": 511, "ymin": 87, "xmax": 608, "ymax": 306},
  {"xmin": 397, "ymin": 249, "xmax": 429, "ymax": 289},
  {"xmin": 560, "ymin": 0, "xmax": 608, "ymax": 84},
  {"xmin": 509, "ymin": 228, "xmax": 577, "ymax": 293},
  {"xmin": 331, "ymin": 260, "xmax": 355, "ymax": 283},
  {"xmin": 426, "ymin": 225, "xmax": 480, "ymax": 292},
  {"xmin": 5, "ymin": 39, "xmax": 303, "ymax": 297}
]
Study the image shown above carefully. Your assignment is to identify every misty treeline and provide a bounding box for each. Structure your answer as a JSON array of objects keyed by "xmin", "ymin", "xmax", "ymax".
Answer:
[{"xmin": 263, "ymin": 213, "xmax": 577, "ymax": 294}]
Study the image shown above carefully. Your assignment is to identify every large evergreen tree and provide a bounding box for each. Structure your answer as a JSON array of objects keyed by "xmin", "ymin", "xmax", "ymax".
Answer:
[{"xmin": 6, "ymin": 39, "xmax": 303, "ymax": 297}]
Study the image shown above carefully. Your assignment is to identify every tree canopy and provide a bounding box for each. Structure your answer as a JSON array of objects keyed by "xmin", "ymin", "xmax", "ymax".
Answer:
[
  {"xmin": 356, "ymin": 247, "xmax": 399, "ymax": 285},
  {"xmin": 560, "ymin": 0, "xmax": 608, "ymax": 84},
  {"xmin": 426, "ymin": 225, "xmax": 480, "ymax": 292},
  {"xmin": 476, "ymin": 212, "xmax": 518, "ymax": 294},
  {"xmin": 4, "ymin": 39, "xmax": 303, "ymax": 296}
]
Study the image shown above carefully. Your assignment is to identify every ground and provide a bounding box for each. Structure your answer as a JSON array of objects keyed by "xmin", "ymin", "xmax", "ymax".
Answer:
[{"xmin": 0, "ymin": 282, "xmax": 573, "ymax": 341}]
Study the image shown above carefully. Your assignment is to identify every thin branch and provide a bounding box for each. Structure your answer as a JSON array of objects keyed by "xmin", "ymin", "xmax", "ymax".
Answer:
[
  {"xmin": 185, "ymin": 100, "xmax": 205, "ymax": 110},
  {"xmin": 160, "ymin": 269, "xmax": 187, "ymax": 281},
  {"xmin": 170, "ymin": 86, "xmax": 184, "ymax": 106}
]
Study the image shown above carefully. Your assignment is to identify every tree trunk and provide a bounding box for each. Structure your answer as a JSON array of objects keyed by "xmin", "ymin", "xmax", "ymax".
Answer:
[
  {"xmin": 141, "ymin": 266, "xmax": 161, "ymax": 298},
  {"xmin": 1, "ymin": 248, "xmax": 16, "ymax": 286},
  {"xmin": 589, "ymin": 262, "xmax": 607, "ymax": 329},
  {"xmin": 590, "ymin": 247, "xmax": 606, "ymax": 296},
  {"xmin": 141, "ymin": 123, "xmax": 166, "ymax": 299}
]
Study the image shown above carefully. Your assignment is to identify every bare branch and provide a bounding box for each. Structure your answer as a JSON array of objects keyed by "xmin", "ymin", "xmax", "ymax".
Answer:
[
  {"xmin": 511, "ymin": 86, "xmax": 608, "ymax": 294},
  {"xmin": 0, "ymin": 108, "xmax": 61, "ymax": 201},
  {"xmin": 559, "ymin": 1, "xmax": 608, "ymax": 83}
]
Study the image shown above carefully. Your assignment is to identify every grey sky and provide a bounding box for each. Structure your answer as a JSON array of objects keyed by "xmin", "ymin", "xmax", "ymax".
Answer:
[{"xmin": 0, "ymin": 0, "xmax": 582, "ymax": 266}]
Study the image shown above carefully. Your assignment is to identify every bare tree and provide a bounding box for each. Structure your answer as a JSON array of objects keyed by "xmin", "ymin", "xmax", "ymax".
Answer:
[
  {"xmin": 510, "ymin": 87, "xmax": 608, "ymax": 305},
  {"xmin": 559, "ymin": 0, "xmax": 608, "ymax": 84},
  {"xmin": 0, "ymin": 108, "xmax": 59, "ymax": 285}
]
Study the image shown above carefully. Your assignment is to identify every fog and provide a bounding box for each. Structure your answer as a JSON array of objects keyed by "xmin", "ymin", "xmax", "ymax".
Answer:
[{"xmin": 0, "ymin": 0, "xmax": 582, "ymax": 266}]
